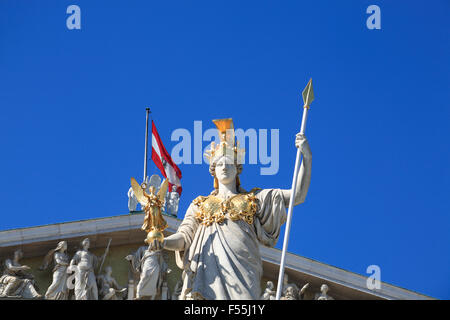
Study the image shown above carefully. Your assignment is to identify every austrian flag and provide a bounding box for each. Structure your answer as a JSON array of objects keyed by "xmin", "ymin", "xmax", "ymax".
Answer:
[{"xmin": 151, "ymin": 121, "xmax": 182, "ymax": 195}]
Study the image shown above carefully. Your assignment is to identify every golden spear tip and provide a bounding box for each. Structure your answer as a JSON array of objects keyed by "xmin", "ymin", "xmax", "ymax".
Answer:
[{"xmin": 302, "ymin": 78, "xmax": 314, "ymax": 108}]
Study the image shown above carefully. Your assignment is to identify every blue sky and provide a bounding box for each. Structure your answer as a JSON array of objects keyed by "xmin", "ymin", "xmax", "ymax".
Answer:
[{"xmin": 0, "ymin": 1, "xmax": 449, "ymax": 299}]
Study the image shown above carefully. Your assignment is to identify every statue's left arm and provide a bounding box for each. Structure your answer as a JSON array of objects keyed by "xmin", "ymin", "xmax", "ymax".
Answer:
[
  {"xmin": 112, "ymin": 278, "xmax": 122, "ymax": 290},
  {"xmin": 70, "ymin": 251, "xmax": 80, "ymax": 266},
  {"xmin": 281, "ymin": 133, "xmax": 312, "ymax": 207},
  {"xmin": 55, "ymin": 253, "xmax": 69, "ymax": 266},
  {"xmin": 5, "ymin": 259, "xmax": 30, "ymax": 272}
]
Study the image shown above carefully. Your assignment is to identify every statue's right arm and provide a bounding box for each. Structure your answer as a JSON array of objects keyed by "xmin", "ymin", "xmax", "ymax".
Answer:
[
  {"xmin": 70, "ymin": 252, "xmax": 80, "ymax": 266},
  {"xmin": 6, "ymin": 260, "xmax": 30, "ymax": 271},
  {"xmin": 5, "ymin": 259, "xmax": 19, "ymax": 271},
  {"xmin": 161, "ymin": 202, "xmax": 198, "ymax": 251},
  {"xmin": 55, "ymin": 254, "xmax": 69, "ymax": 266},
  {"xmin": 162, "ymin": 233, "xmax": 186, "ymax": 251}
]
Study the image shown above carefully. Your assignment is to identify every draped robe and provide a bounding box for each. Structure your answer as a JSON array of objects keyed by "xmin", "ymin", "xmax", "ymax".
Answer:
[
  {"xmin": 175, "ymin": 188, "xmax": 287, "ymax": 300},
  {"xmin": 45, "ymin": 252, "xmax": 69, "ymax": 300}
]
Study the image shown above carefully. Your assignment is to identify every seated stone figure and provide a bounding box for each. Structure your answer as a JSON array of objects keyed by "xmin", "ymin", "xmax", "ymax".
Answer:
[
  {"xmin": 97, "ymin": 266, "xmax": 126, "ymax": 300},
  {"xmin": 0, "ymin": 249, "xmax": 42, "ymax": 299},
  {"xmin": 261, "ymin": 281, "xmax": 276, "ymax": 300}
]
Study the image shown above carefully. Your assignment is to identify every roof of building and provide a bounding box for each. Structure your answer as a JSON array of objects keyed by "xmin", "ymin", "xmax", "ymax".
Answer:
[{"xmin": 0, "ymin": 213, "xmax": 434, "ymax": 300}]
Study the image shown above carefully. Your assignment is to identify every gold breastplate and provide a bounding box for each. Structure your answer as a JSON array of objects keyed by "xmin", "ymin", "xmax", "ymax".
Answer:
[{"xmin": 193, "ymin": 189, "xmax": 260, "ymax": 226}]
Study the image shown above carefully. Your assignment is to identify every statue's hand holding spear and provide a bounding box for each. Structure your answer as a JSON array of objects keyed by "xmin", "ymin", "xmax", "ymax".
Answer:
[
  {"xmin": 276, "ymin": 79, "xmax": 314, "ymax": 300},
  {"xmin": 289, "ymin": 133, "xmax": 312, "ymax": 205},
  {"xmin": 296, "ymin": 134, "xmax": 311, "ymax": 158}
]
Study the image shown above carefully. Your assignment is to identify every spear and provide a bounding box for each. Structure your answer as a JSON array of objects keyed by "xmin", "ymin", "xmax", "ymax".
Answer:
[
  {"xmin": 98, "ymin": 238, "xmax": 112, "ymax": 274},
  {"xmin": 275, "ymin": 79, "xmax": 314, "ymax": 300}
]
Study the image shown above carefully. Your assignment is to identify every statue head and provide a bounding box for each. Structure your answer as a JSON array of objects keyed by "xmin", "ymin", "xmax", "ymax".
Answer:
[
  {"xmin": 81, "ymin": 238, "xmax": 90, "ymax": 250},
  {"xmin": 14, "ymin": 249, "xmax": 23, "ymax": 260},
  {"xmin": 56, "ymin": 241, "xmax": 67, "ymax": 252},
  {"xmin": 266, "ymin": 281, "xmax": 274, "ymax": 290},
  {"xmin": 170, "ymin": 191, "xmax": 179, "ymax": 201},
  {"xmin": 286, "ymin": 286, "xmax": 295, "ymax": 296},
  {"xmin": 320, "ymin": 284, "xmax": 329, "ymax": 294},
  {"xmin": 105, "ymin": 266, "xmax": 112, "ymax": 275},
  {"xmin": 205, "ymin": 118, "xmax": 245, "ymax": 192},
  {"xmin": 210, "ymin": 155, "xmax": 242, "ymax": 187},
  {"xmin": 148, "ymin": 174, "xmax": 162, "ymax": 189}
]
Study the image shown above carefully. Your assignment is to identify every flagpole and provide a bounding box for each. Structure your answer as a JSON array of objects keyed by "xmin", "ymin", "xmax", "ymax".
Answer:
[
  {"xmin": 275, "ymin": 79, "xmax": 314, "ymax": 300},
  {"xmin": 143, "ymin": 108, "xmax": 151, "ymax": 183}
]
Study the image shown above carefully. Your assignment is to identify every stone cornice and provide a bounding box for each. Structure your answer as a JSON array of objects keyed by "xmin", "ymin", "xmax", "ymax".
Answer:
[{"xmin": 0, "ymin": 213, "xmax": 433, "ymax": 300}]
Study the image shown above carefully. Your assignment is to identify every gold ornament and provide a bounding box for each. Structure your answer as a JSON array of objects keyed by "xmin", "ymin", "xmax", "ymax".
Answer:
[
  {"xmin": 193, "ymin": 188, "xmax": 260, "ymax": 226},
  {"xmin": 130, "ymin": 177, "xmax": 169, "ymax": 244},
  {"xmin": 204, "ymin": 118, "xmax": 245, "ymax": 165}
]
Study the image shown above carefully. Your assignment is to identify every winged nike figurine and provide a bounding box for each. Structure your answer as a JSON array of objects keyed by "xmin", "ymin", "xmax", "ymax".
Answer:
[{"xmin": 130, "ymin": 177, "xmax": 169, "ymax": 244}]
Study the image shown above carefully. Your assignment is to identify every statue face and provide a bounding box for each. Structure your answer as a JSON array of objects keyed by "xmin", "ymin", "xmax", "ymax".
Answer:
[
  {"xmin": 215, "ymin": 156, "xmax": 237, "ymax": 185},
  {"xmin": 105, "ymin": 266, "xmax": 112, "ymax": 275},
  {"xmin": 149, "ymin": 174, "xmax": 161, "ymax": 188},
  {"xmin": 82, "ymin": 239, "xmax": 90, "ymax": 250},
  {"xmin": 14, "ymin": 250, "xmax": 23, "ymax": 260}
]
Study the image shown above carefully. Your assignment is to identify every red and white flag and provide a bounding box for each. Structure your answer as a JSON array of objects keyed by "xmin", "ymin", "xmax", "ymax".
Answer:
[{"xmin": 151, "ymin": 120, "xmax": 182, "ymax": 195}]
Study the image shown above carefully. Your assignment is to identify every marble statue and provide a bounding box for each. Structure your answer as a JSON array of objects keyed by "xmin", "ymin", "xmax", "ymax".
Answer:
[
  {"xmin": 315, "ymin": 284, "xmax": 334, "ymax": 300},
  {"xmin": 128, "ymin": 187, "xmax": 138, "ymax": 212},
  {"xmin": 261, "ymin": 281, "xmax": 276, "ymax": 300},
  {"xmin": 281, "ymin": 286, "xmax": 298, "ymax": 300},
  {"xmin": 279, "ymin": 274, "xmax": 310, "ymax": 300},
  {"xmin": 97, "ymin": 266, "xmax": 126, "ymax": 300},
  {"xmin": 165, "ymin": 189, "xmax": 180, "ymax": 216},
  {"xmin": 146, "ymin": 174, "xmax": 162, "ymax": 194},
  {"xmin": 125, "ymin": 246, "xmax": 146, "ymax": 299},
  {"xmin": 136, "ymin": 249, "xmax": 169, "ymax": 300},
  {"xmin": 126, "ymin": 246, "xmax": 170, "ymax": 300},
  {"xmin": 39, "ymin": 241, "xmax": 70, "ymax": 300},
  {"xmin": 298, "ymin": 282, "xmax": 310, "ymax": 300},
  {"xmin": 149, "ymin": 118, "xmax": 312, "ymax": 300},
  {"xmin": 68, "ymin": 238, "xmax": 107, "ymax": 300},
  {"xmin": 129, "ymin": 175, "xmax": 167, "ymax": 212},
  {"xmin": 0, "ymin": 249, "xmax": 42, "ymax": 299},
  {"xmin": 281, "ymin": 273, "xmax": 300, "ymax": 299}
]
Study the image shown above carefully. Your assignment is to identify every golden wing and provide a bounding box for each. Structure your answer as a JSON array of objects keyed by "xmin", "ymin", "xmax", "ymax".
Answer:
[
  {"xmin": 157, "ymin": 179, "xmax": 169, "ymax": 203},
  {"xmin": 130, "ymin": 177, "xmax": 149, "ymax": 207}
]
